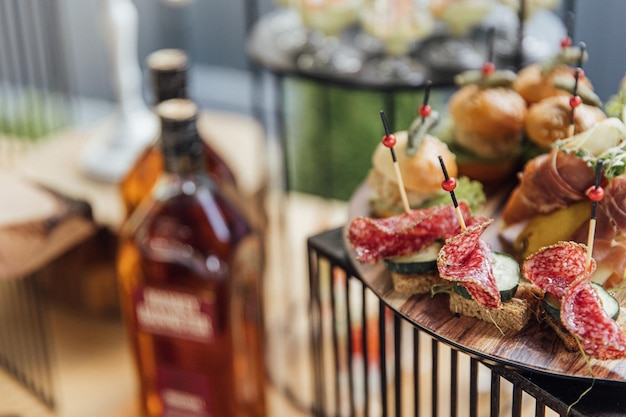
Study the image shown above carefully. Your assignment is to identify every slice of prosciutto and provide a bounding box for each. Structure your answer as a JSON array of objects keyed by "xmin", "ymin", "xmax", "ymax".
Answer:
[
  {"xmin": 523, "ymin": 242, "xmax": 626, "ymax": 359},
  {"xmin": 348, "ymin": 202, "xmax": 476, "ymax": 264},
  {"xmin": 501, "ymin": 148, "xmax": 595, "ymax": 226},
  {"xmin": 437, "ymin": 219, "xmax": 502, "ymax": 310},
  {"xmin": 503, "ymin": 150, "xmax": 626, "ymax": 288}
]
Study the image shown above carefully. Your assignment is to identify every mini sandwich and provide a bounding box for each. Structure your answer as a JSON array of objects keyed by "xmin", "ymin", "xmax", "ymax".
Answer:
[
  {"xmin": 514, "ymin": 42, "xmax": 606, "ymax": 157},
  {"xmin": 445, "ymin": 67, "xmax": 527, "ymax": 186},
  {"xmin": 500, "ymin": 118, "xmax": 626, "ymax": 289},
  {"xmin": 437, "ymin": 219, "xmax": 538, "ymax": 332},
  {"xmin": 523, "ymin": 242, "xmax": 626, "ymax": 359},
  {"xmin": 524, "ymin": 95, "xmax": 606, "ymax": 150},
  {"xmin": 367, "ymin": 130, "xmax": 484, "ymax": 218},
  {"xmin": 348, "ymin": 202, "xmax": 478, "ymax": 295},
  {"xmin": 513, "ymin": 43, "xmax": 593, "ymax": 105}
]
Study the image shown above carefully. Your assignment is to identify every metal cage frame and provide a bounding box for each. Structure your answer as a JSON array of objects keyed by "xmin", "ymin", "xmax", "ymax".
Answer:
[
  {"xmin": 0, "ymin": 274, "xmax": 55, "ymax": 409},
  {"xmin": 307, "ymin": 227, "xmax": 625, "ymax": 417}
]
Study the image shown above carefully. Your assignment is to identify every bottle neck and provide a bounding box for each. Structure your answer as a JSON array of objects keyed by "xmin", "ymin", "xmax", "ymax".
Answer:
[
  {"xmin": 160, "ymin": 118, "xmax": 205, "ymax": 176},
  {"xmin": 151, "ymin": 68, "xmax": 187, "ymax": 104}
]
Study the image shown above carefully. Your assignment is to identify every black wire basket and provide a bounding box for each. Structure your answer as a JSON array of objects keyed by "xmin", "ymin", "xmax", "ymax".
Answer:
[{"xmin": 306, "ymin": 227, "xmax": 626, "ymax": 417}]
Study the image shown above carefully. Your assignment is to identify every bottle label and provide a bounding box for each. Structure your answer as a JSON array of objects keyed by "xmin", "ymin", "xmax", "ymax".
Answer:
[
  {"xmin": 135, "ymin": 287, "xmax": 215, "ymax": 343},
  {"xmin": 158, "ymin": 366, "xmax": 212, "ymax": 417}
]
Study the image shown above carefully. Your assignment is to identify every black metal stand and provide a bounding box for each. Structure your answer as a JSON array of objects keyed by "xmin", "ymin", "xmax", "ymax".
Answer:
[
  {"xmin": 0, "ymin": 275, "xmax": 56, "ymax": 409},
  {"xmin": 307, "ymin": 227, "xmax": 626, "ymax": 417}
]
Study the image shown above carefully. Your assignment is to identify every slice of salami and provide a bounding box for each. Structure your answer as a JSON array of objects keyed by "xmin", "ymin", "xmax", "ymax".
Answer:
[
  {"xmin": 437, "ymin": 219, "xmax": 502, "ymax": 309},
  {"xmin": 561, "ymin": 276, "xmax": 626, "ymax": 360},
  {"xmin": 524, "ymin": 242, "xmax": 626, "ymax": 359},
  {"xmin": 348, "ymin": 202, "xmax": 475, "ymax": 263},
  {"xmin": 523, "ymin": 242, "xmax": 590, "ymax": 299}
]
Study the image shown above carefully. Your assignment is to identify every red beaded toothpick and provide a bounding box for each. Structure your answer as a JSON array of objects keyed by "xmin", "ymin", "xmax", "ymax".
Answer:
[
  {"xmin": 481, "ymin": 61, "xmax": 495, "ymax": 76},
  {"xmin": 380, "ymin": 110, "xmax": 410, "ymax": 213},
  {"xmin": 560, "ymin": 36, "xmax": 572, "ymax": 49},
  {"xmin": 482, "ymin": 27, "xmax": 496, "ymax": 77},
  {"xmin": 585, "ymin": 159, "xmax": 604, "ymax": 270},
  {"xmin": 561, "ymin": 10, "xmax": 574, "ymax": 50},
  {"xmin": 569, "ymin": 42, "xmax": 586, "ymax": 136},
  {"xmin": 419, "ymin": 80, "xmax": 433, "ymax": 120},
  {"xmin": 438, "ymin": 155, "xmax": 466, "ymax": 231}
]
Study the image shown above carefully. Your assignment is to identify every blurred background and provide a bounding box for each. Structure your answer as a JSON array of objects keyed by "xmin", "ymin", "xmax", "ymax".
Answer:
[
  {"xmin": 4, "ymin": 0, "xmax": 624, "ymax": 198},
  {"xmin": 2, "ymin": 1, "xmax": 626, "ymax": 417},
  {"xmin": 6, "ymin": 0, "xmax": 626, "ymax": 127}
]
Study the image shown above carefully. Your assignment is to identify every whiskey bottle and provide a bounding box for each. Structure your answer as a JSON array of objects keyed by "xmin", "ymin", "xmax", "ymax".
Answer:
[
  {"xmin": 120, "ymin": 48, "xmax": 237, "ymax": 217},
  {"xmin": 117, "ymin": 99, "xmax": 266, "ymax": 417}
]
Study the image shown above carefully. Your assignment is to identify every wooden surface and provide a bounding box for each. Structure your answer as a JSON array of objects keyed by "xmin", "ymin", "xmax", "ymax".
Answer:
[
  {"xmin": 13, "ymin": 110, "xmax": 268, "ymax": 232},
  {"xmin": 0, "ymin": 172, "xmax": 95, "ymax": 280},
  {"xmin": 344, "ymin": 183, "xmax": 626, "ymax": 384}
]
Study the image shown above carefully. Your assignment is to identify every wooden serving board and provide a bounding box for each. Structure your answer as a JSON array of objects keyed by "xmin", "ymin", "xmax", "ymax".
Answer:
[{"xmin": 343, "ymin": 182, "xmax": 626, "ymax": 385}]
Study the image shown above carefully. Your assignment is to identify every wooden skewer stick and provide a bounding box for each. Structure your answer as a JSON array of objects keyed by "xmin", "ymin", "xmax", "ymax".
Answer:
[
  {"xmin": 438, "ymin": 155, "xmax": 466, "ymax": 231},
  {"xmin": 380, "ymin": 110, "xmax": 410, "ymax": 213},
  {"xmin": 585, "ymin": 159, "xmax": 604, "ymax": 271}
]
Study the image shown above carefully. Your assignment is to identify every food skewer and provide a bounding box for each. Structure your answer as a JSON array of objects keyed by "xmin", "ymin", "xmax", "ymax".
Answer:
[
  {"xmin": 438, "ymin": 155, "xmax": 466, "ymax": 231},
  {"xmin": 419, "ymin": 80, "xmax": 432, "ymax": 122},
  {"xmin": 379, "ymin": 110, "xmax": 411, "ymax": 213},
  {"xmin": 568, "ymin": 42, "xmax": 586, "ymax": 137},
  {"xmin": 483, "ymin": 26, "xmax": 496, "ymax": 75},
  {"xmin": 585, "ymin": 159, "xmax": 604, "ymax": 271},
  {"xmin": 407, "ymin": 80, "xmax": 440, "ymax": 156},
  {"xmin": 560, "ymin": 10, "xmax": 574, "ymax": 49}
]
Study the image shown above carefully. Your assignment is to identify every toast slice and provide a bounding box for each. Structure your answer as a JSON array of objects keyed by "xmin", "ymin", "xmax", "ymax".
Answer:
[
  {"xmin": 543, "ymin": 313, "xmax": 579, "ymax": 351},
  {"xmin": 390, "ymin": 270, "xmax": 444, "ymax": 295},
  {"xmin": 449, "ymin": 291, "xmax": 532, "ymax": 332}
]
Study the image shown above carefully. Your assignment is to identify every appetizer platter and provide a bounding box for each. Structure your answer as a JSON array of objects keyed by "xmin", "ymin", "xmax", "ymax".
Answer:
[
  {"xmin": 345, "ymin": 181, "xmax": 626, "ymax": 384},
  {"xmin": 342, "ymin": 44, "xmax": 626, "ymax": 384}
]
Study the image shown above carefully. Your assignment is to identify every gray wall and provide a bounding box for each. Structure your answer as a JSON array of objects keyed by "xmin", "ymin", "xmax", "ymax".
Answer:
[{"xmin": 571, "ymin": 0, "xmax": 626, "ymax": 102}]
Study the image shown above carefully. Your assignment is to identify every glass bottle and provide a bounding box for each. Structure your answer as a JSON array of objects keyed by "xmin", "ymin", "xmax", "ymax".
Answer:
[
  {"xmin": 117, "ymin": 99, "xmax": 266, "ymax": 417},
  {"xmin": 121, "ymin": 48, "xmax": 237, "ymax": 217}
]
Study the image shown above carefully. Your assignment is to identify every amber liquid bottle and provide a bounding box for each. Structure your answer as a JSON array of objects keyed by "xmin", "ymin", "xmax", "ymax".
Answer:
[
  {"xmin": 121, "ymin": 48, "xmax": 236, "ymax": 217},
  {"xmin": 117, "ymin": 99, "xmax": 266, "ymax": 417}
]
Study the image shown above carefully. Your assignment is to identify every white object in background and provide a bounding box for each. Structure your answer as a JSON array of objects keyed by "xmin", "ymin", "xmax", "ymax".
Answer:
[{"xmin": 80, "ymin": 0, "xmax": 158, "ymax": 183}]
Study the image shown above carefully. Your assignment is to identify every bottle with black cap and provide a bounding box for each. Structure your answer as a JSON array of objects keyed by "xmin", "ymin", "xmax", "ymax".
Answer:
[
  {"xmin": 120, "ymin": 49, "xmax": 237, "ymax": 217},
  {"xmin": 117, "ymin": 98, "xmax": 266, "ymax": 417}
]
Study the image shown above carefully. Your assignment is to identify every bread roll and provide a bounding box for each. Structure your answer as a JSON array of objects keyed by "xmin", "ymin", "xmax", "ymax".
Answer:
[
  {"xmin": 525, "ymin": 96, "xmax": 607, "ymax": 149},
  {"xmin": 371, "ymin": 131, "xmax": 456, "ymax": 193},
  {"xmin": 514, "ymin": 63, "xmax": 594, "ymax": 105},
  {"xmin": 449, "ymin": 85, "xmax": 527, "ymax": 158},
  {"xmin": 368, "ymin": 131, "xmax": 456, "ymax": 216}
]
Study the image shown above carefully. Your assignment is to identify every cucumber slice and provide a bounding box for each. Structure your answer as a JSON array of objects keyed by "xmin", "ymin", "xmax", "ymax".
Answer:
[
  {"xmin": 454, "ymin": 252, "xmax": 520, "ymax": 302},
  {"xmin": 384, "ymin": 242, "xmax": 442, "ymax": 274},
  {"xmin": 594, "ymin": 282, "xmax": 620, "ymax": 320},
  {"xmin": 542, "ymin": 282, "xmax": 620, "ymax": 322},
  {"xmin": 543, "ymin": 292, "xmax": 561, "ymax": 322}
]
